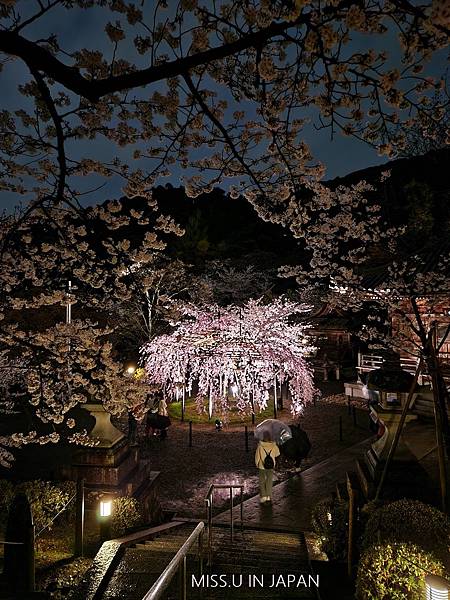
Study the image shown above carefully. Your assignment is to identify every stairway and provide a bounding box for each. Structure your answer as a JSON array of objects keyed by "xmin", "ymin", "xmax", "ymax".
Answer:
[
  {"xmin": 190, "ymin": 527, "xmax": 318, "ymax": 600},
  {"xmin": 413, "ymin": 394, "xmax": 435, "ymax": 420},
  {"xmin": 100, "ymin": 523, "xmax": 318, "ymax": 600},
  {"xmin": 101, "ymin": 522, "xmax": 199, "ymax": 600}
]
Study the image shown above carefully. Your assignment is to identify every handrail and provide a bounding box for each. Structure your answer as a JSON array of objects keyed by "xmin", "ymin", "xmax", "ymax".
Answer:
[
  {"xmin": 141, "ymin": 521, "xmax": 204, "ymax": 600},
  {"xmin": 204, "ymin": 484, "xmax": 244, "ymax": 566},
  {"xmin": 0, "ymin": 541, "xmax": 24, "ymax": 545}
]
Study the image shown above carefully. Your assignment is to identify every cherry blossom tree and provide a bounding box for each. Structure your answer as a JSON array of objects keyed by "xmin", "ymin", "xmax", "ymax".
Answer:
[
  {"xmin": 0, "ymin": 198, "xmax": 180, "ymax": 465},
  {"xmin": 197, "ymin": 260, "xmax": 277, "ymax": 305},
  {"xmin": 0, "ymin": 0, "xmax": 448, "ymax": 461},
  {"xmin": 0, "ymin": 0, "xmax": 448, "ymax": 220},
  {"xmin": 278, "ymin": 172, "xmax": 450, "ymax": 508},
  {"xmin": 141, "ymin": 298, "xmax": 316, "ymax": 418},
  {"xmin": 109, "ymin": 255, "xmax": 192, "ymax": 348}
]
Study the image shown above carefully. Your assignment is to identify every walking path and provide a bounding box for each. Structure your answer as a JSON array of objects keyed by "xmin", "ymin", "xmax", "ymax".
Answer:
[{"xmin": 214, "ymin": 437, "xmax": 373, "ymax": 532}]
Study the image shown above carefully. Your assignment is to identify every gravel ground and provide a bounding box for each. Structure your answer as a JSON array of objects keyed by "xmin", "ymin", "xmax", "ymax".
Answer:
[{"xmin": 137, "ymin": 384, "xmax": 372, "ymax": 518}]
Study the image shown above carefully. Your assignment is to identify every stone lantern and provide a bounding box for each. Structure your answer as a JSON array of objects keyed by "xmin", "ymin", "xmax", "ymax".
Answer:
[
  {"xmin": 66, "ymin": 401, "xmax": 161, "ymax": 525},
  {"xmin": 366, "ymin": 356, "xmax": 415, "ymax": 410},
  {"xmin": 365, "ymin": 354, "xmax": 418, "ymax": 480}
]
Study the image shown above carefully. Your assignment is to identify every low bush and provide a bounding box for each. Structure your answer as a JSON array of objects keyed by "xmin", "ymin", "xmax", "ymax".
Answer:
[
  {"xmin": 311, "ymin": 497, "xmax": 348, "ymax": 561},
  {"xmin": 356, "ymin": 542, "xmax": 446, "ymax": 600},
  {"xmin": 0, "ymin": 479, "xmax": 76, "ymax": 534},
  {"xmin": 111, "ymin": 496, "xmax": 144, "ymax": 537},
  {"xmin": 361, "ymin": 499, "xmax": 450, "ymax": 564}
]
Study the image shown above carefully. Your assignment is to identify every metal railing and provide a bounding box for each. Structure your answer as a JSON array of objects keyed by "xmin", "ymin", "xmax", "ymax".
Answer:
[
  {"xmin": 357, "ymin": 353, "xmax": 428, "ymax": 384},
  {"xmin": 205, "ymin": 484, "xmax": 243, "ymax": 566},
  {"xmin": 0, "ymin": 541, "xmax": 24, "ymax": 545},
  {"xmin": 357, "ymin": 353, "xmax": 383, "ymax": 370},
  {"xmin": 141, "ymin": 521, "xmax": 205, "ymax": 600}
]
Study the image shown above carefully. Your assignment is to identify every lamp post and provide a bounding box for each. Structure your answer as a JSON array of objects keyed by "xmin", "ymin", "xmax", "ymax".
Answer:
[
  {"xmin": 125, "ymin": 362, "xmax": 136, "ymax": 376},
  {"xmin": 125, "ymin": 362, "xmax": 137, "ymax": 443},
  {"xmin": 425, "ymin": 575, "xmax": 449, "ymax": 600},
  {"xmin": 74, "ymin": 478, "xmax": 85, "ymax": 557},
  {"xmin": 99, "ymin": 497, "xmax": 113, "ymax": 543}
]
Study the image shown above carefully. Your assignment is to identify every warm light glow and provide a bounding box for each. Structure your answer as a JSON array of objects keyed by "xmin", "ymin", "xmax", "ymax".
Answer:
[
  {"xmin": 100, "ymin": 499, "xmax": 112, "ymax": 517},
  {"xmin": 425, "ymin": 574, "xmax": 449, "ymax": 600},
  {"xmin": 126, "ymin": 365, "xmax": 136, "ymax": 375},
  {"xmin": 141, "ymin": 299, "xmax": 316, "ymax": 417}
]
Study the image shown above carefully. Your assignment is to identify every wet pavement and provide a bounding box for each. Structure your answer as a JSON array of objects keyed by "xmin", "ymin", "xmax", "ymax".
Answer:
[{"xmin": 214, "ymin": 437, "xmax": 373, "ymax": 532}]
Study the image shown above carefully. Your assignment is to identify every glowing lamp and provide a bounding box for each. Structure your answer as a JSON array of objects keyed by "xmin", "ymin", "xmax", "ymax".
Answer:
[
  {"xmin": 126, "ymin": 365, "xmax": 136, "ymax": 375},
  {"xmin": 99, "ymin": 498, "xmax": 112, "ymax": 518},
  {"xmin": 425, "ymin": 575, "xmax": 449, "ymax": 600},
  {"xmin": 230, "ymin": 384, "xmax": 239, "ymax": 397}
]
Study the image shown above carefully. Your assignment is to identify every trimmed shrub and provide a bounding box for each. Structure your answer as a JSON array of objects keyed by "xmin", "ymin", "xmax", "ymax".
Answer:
[
  {"xmin": 356, "ymin": 542, "xmax": 446, "ymax": 600},
  {"xmin": 311, "ymin": 497, "xmax": 348, "ymax": 561},
  {"xmin": 111, "ymin": 496, "xmax": 144, "ymax": 537},
  {"xmin": 0, "ymin": 479, "xmax": 76, "ymax": 534},
  {"xmin": 362, "ymin": 499, "xmax": 450, "ymax": 564}
]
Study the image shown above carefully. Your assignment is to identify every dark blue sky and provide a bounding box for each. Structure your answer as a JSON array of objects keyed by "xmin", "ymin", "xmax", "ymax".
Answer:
[{"xmin": 1, "ymin": 3, "xmax": 447, "ymax": 211}]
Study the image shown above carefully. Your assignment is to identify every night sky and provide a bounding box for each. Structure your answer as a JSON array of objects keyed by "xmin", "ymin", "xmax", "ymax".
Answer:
[{"xmin": 1, "ymin": 3, "xmax": 447, "ymax": 212}]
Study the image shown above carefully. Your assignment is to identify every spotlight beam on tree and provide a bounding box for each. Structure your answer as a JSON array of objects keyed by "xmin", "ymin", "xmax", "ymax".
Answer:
[{"xmin": 141, "ymin": 298, "xmax": 316, "ymax": 418}]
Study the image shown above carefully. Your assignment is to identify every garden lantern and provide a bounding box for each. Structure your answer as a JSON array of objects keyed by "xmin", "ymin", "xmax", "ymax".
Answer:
[
  {"xmin": 425, "ymin": 574, "xmax": 449, "ymax": 600},
  {"xmin": 365, "ymin": 352, "xmax": 420, "ymax": 480},
  {"xmin": 99, "ymin": 496, "xmax": 113, "ymax": 543},
  {"xmin": 230, "ymin": 383, "xmax": 239, "ymax": 397},
  {"xmin": 99, "ymin": 498, "xmax": 112, "ymax": 517},
  {"xmin": 125, "ymin": 362, "xmax": 136, "ymax": 375},
  {"xmin": 366, "ymin": 353, "xmax": 415, "ymax": 410}
]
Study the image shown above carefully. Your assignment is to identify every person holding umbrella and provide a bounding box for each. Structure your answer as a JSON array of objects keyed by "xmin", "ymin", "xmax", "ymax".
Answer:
[{"xmin": 255, "ymin": 430, "xmax": 280, "ymax": 504}]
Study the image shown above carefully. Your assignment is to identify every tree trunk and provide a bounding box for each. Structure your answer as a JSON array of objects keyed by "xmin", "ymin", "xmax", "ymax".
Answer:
[{"xmin": 425, "ymin": 351, "xmax": 449, "ymax": 513}]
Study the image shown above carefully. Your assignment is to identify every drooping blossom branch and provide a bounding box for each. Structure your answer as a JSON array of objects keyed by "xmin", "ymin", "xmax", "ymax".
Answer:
[{"xmin": 141, "ymin": 298, "xmax": 316, "ymax": 418}]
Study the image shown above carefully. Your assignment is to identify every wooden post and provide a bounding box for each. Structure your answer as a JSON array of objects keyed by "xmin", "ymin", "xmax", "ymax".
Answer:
[
  {"xmin": 4, "ymin": 493, "xmax": 35, "ymax": 593},
  {"xmin": 352, "ymin": 406, "xmax": 357, "ymax": 427},
  {"xmin": 273, "ymin": 378, "xmax": 278, "ymax": 419},
  {"xmin": 189, "ymin": 421, "xmax": 193, "ymax": 447},
  {"xmin": 74, "ymin": 478, "xmax": 85, "ymax": 557},
  {"xmin": 347, "ymin": 475, "xmax": 358, "ymax": 578},
  {"xmin": 26, "ymin": 523, "xmax": 35, "ymax": 593},
  {"xmin": 279, "ymin": 382, "xmax": 285, "ymax": 410},
  {"xmin": 347, "ymin": 396, "xmax": 351, "ymax": 415},
  {"xmin": 429, "ymin": 355, "xmax": 448, "ymax": 513},
  {"xmin": 375, "ymin": 359, "xmax": 423, "ymax": 502},
  {"xmin": 244, "ymin": 426, "xmax": 249, "ymax": 452}
]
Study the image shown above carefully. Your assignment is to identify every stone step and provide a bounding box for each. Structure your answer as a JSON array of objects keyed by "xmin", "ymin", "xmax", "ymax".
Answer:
[
  {"xmin": 211, "ymin": 552, "xmax": 306, "ymax": 563},
  {"xmin": 211, "ymin": 548, "xmax": 307, "ymax": 559},
  {"xmin": 166, "ymin": 588, "xmax": 317, "ymax": 600},
  {"xmin": 102, "ymin": 527, "xmax": 315, "ymax": 600},
  {"xmin": 134, "ymin": 541, "xmax": 199, "ymax": 552},
  {"xmin": 213, "ymin": 547, "xmax": 303, "ymax": 555},
  {"xmin": 414, "ymin": 399, "xmax": 434, "ymax": 415}
]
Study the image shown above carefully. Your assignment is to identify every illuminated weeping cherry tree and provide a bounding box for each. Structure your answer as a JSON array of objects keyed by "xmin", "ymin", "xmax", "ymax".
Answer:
[{"xmin": 141, "ymin": 299, "xmax": 316, "ymax": 419}]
